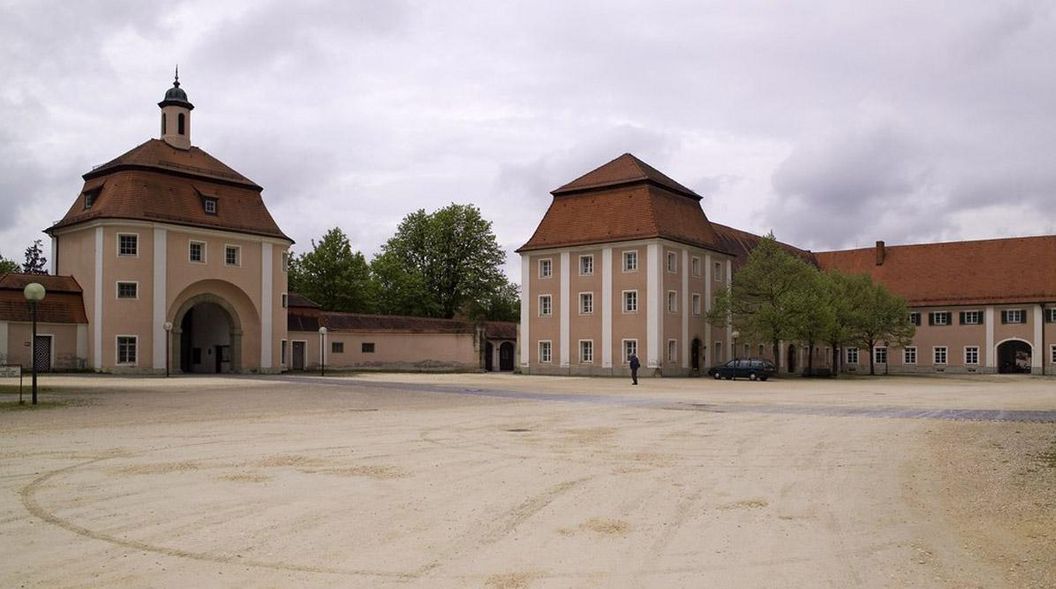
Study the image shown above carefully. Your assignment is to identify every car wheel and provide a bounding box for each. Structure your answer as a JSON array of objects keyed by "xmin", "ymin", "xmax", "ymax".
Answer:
[
  {"xmin": 760, "ymin": 376, "xmax": 768, "ymax": 381},
  {"xmin": 749, "ymin": 372, "xmax": 757, "ymax": 381},
  {"xmin": 713, "ymin": 372, "xmax": 721, "ymax": 380}
]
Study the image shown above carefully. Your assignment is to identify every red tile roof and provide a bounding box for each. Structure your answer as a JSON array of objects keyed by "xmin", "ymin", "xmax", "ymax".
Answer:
[
  {"xmin": 0, "ymin": 274, "xmax": 87, "ymax": 323},
  {"xmin": 47, "ymin": 140, "xmax": 290, "ymax": 241},
  {"xmin": 816, "ymin": 235, "xmax": 1056, "ymax": 306},
  {"xmin": 553, "ymin": 153, "xmax": 700, "ymax": 199},
  {"xmin": 710, "ymin": 223, "xmax": 818, "ymax": 271},
  {"xmin": 518, "ymin": 179, "xmax": 726, "ymax": 253}
]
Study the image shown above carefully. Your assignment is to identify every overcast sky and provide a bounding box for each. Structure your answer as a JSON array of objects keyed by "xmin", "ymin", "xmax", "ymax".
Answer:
[{"xmin": 3, "ymin": 0, "xmax": 1055, "ymax": 281}]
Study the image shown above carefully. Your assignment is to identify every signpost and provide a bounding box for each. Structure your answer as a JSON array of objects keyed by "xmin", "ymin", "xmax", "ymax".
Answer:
[{"xmin": 0, "ymin": 364, "xmax": 24, "ymax": 404}]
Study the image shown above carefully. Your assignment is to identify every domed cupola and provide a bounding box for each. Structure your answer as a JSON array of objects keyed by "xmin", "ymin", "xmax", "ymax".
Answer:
[{"xmin": 158, "ymin": 67, "xmax": 195, "ymax": 149}]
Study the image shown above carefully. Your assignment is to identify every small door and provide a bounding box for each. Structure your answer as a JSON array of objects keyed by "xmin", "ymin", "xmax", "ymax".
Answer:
[
  {"xmin": 485, "ymin": 342, "xmax": 494, "ymax": 371},
  {"xmin": 691, "ymin": 338, "xmax": 701, "ymax": 372},
  {"xmin": 499, "ymin": 342, "xmax": 514, "ymax": 371},
  {"xmin": 34, "ymin": 335, "xmax": 52, "ymax": 372},
  {"xmin": 292, "ymin": 341, "xmax": 306, "ymax": 371}
]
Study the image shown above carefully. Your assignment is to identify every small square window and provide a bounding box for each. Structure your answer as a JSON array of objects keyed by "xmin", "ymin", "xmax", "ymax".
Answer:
[
  {"xmin": 332, "ymin": 342, "xmax": 344, "ymax": 354},
  {"xmin": 362, "ymin": 342, "xmax": 375, "ymax": 353},
  {"xmin": 83, "ymin": 188, "xmax": 101, "ymax": 210},
  {"xmin": 874, "ymin": 346, "xmax": 887, "ymax": 364},
  {"xmin": 225, "ymin": 246, "xmax": 240, "ymax": 266},
  {"xmin": 539, "ymin": 259, "xmax": 553, "ymax": 278},
  {"xmin": 965, "ymin": 346, "xmax": 979, "ymax": 365},
  {"xmin": 623, "ymin": 251, "xmax": 638, "ymax": 272},
  {"xmin": 579, "ymin": 255, "xmax": 594, "ymax": 276},
  {"xmin": 118, "ymin": 234, "xmax": 138, "ymax": 257},
  {"xmin": 904, "ymin": 347, "xmax": 917, "ymax": 364},
  {"xmin": 204, "ymin": 198, "xmax": 218, "ymax": 215},
  {"xmin": 189, "ymin": 241, "xmax": 205, "ymax": 263},
  {"xmin": 846, "ymin": 347, "xmax": 859, "ymax": 364},
  {"xmin": 117, "ymin": 282, "xmax": 137, "ymax": 299},
  {"xmin": 117, "ymin": 336, "xmax": 137, "ymax": 365},
  {"xmin": 933, "ymin": 346, "xmax": 948, "ymax": 364}
]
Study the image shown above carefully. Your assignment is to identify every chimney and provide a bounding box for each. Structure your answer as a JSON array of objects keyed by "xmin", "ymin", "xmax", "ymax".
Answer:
[{"xmin": 875, "ymin": 240, "xmax": 886, "ymax": 266}]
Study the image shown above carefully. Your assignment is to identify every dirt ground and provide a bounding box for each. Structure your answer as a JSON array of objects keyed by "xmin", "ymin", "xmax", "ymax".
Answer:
[{"xmin": 1, "ymin": 373, "xmax": 1053, "ymax": 588}]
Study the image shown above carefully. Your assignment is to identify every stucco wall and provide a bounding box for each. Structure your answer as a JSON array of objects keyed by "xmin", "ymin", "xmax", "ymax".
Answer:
[{"xmin": 288, "ymin": 330, "xmax": 480, "ymax": 371}]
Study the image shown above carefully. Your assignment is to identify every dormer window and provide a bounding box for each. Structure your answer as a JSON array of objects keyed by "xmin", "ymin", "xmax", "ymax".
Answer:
[
  {"xmin": 83, "ymin": 188, "xmax": 101, "ymax": 210},
  {"xmin": 178, "ymin": 113, "xmax": 186, "ymax": 135},
  {"xmin": 203, "ymin": 197, "xmax": 217, "ymax": 215}
]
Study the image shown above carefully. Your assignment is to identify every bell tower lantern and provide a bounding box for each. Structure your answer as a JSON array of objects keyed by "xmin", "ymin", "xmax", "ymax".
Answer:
[{"xmin": 158, "ymin": 67, "xmax": 194, "ymax": 149}]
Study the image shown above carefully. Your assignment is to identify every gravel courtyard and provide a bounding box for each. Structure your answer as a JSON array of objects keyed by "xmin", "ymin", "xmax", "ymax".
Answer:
[{"xmin": 1, "ymin": 373, "xmax": 1054, "ymax": 588}]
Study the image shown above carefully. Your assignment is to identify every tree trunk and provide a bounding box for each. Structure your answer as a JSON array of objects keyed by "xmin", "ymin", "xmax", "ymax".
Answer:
[
  {"xmin": 807, "ymin": 339, "xmax": 815, "ymax": 375},
  {"xmin": 772, "ymin": 340, "xmax": 780, "ymax": 373},
  {"xmin": 830, "ymin": 341, "xmax": 840, "ymax": 377},
  {"xmin": 868, "ymin": 339, "xmax": 876, "ymax": 376}
]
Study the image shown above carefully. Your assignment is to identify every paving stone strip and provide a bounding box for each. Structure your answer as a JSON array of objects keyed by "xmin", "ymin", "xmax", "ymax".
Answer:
[{"xmin": 266, "ymin": 375, "xmax": 1056, "ymax": 423}]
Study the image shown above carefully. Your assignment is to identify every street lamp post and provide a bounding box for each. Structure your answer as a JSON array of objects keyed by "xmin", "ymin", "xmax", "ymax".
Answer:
[
  {"xmin": 318, "ymin": 326, "xmax": 327, "ymax": 376},
  {"xmin": 163, "ymin": 321, "xmax": 173, "ymax": 377},
  {"xmin": 731, "ymin": 330, "xmax": 740, "ymax": 381},
  {"xmin": 23, "ymin": 283, "xmax": 46, "ymax": 405}
]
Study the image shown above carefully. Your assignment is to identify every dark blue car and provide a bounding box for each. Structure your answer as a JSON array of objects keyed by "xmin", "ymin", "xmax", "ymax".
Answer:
[{"xmin": 707, "ymin": 358, "xmax": 776, "ymax": 381}]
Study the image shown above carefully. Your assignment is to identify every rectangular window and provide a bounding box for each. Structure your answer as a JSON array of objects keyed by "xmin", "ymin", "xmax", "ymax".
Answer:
[
  {"xmin": 1046, "ymin": 308, "xmax": 1056, "ymax": 323},
  {"xmin": 580, "ymin": 340, "xmax": 593, "ymax": 364},
  {"xmin": 281, "ymin": 340, "xmax": 288, "ymax": 366},
  {"xmin": 623, "ymin": 290, "xmax": 638, "ymax": 313},
  {"xmin": 282, "ymin": 252, "xmax": 290, "ymax": 272},
  {"xmin": 622, "ymin": 339, "xmax": 638, "ymax": 363},
  {"xmin": 714, "ymin": 262, "xmax": 722, "ymax": 281},
  {"xmin": 909, "ymin": 312, "xmax": 921, "ymax": 326},
  {"xmin": 929, "ymin": 311, "xmax": 951, "ymax": 326},
  {"xmin": 1051, "ymin": 344, "xmax": 1056, "ymax": 364},
  {"xmin": 692, "ymin": 293, "xmax": 702, "ymax": 315},
  {"xmin": 331, "ymin": 342, "xmax": 344, "ymax": 354},
  {"xmin": 846, "ymin": 347, "xmax": 859, "ymax": 364},
  {"xmin": 579, "ymin": 292, "xmax": 593, "ymax": 315},
  {"xmin": 539, "ymin": 340, "xmax": 553, "ymax": 363},
  {"xmin": 904, "ymin": 346, "xmax": 917, "ymax": 364},
  {"xmin": 225, "ymin": 245, "xmax": 240, "ymax": 266},
  {"xmin": 964, "ymin": 346, "xmax": 979, "ymax": 365},
  {"xmin": 538, "ymin": 258, "xmax": 553, "ymax": 278},
  {"xmin": 960, "ymin": 310, "xmax": 982, "ymax": 325},
  {"xmin": 1001, "ymin": 309, "xmax": 1025, "ymax": 324},
  {"xmin": 116, "ymin": 281, "xmax": 138, "ymax": 299},
  {"xmin": 116, "ymin": 336, "xmax": 137, "ymax": 365},
  {"xmin": 667, "ymin": 339, "xmax": 677, "ymax": 363},
  {"xmin": 539, "ymin": 294, "xmax": 552, "ymax": 317},
  {"xmin": 118, "ymin": 234, "xmax": 138, "ymax": 257},
  {"xmin": 666, "ymin": 251, "xmax": 677, "ymax": 273},
  {"xmin": 83, "ymin": 188, "xmax": 100, "ymax": 210},
  {"xmin": 203, "ymin": 198, "xmax": 218, "ymax": 215},
  {"xmin": 579, "ymin": 255, "xmax": 594, "ymax": 276},
  {"xmin": 667, "ymin": 290, "xmax": 677, "ymax": 313},
  {"xmin": 691, "ymin": 256, "xmax": 701, "ymax": 276},
  {"xmin": 623, "ymin": 251, "xmax": 638, "ymax": 272},
  {"xmin": 362, "ymin": 342, "xmax": 375, "ymax": 353},
  {"xmin": 874, "ymin": 346, "xmax": 887, "ymax": 364},
  {"xmin": 189, "ymin": 241, "xmax": 206, "ymax": 263},
  {"xmin": 281, "ymin": 293, "xmax": 288, "ymax": 308},
  {"xmin": 933, "ymin": 346, "xmax": 948, "ymax": 365}
]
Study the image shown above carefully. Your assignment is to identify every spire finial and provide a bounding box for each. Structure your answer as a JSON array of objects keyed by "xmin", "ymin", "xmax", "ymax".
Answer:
[{"xmin": 174, "ymin": 65, "xmax": 180, "ymax": 88}]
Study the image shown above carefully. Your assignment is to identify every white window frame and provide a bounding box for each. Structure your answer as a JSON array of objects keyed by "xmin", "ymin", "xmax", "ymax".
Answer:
[
  {"xmin": 538, "ymin": 294, "xmax": 553, "ymax": 317},
  {"xmin": 579, "ymin": 292, "xmax": 593, "ymax": 315},
  {"xmin": 579, "ymin": 255, "xmax": 594, "ymax": 276},
  {"xmin": 691, "ymin": 256, "xmax": 701, "ymax": 277},
  {"xmin": 281, "ymin": 293, "xmax": 288, "ymax": 309},
  {"xmin": 931, "ymin": 311, "xmax": 950, "ymax": 326},
  {"xmin": 667, "ymin": 339, "xmax": 678, "ymax": 363},
  {"xmin": 1003, "ymin": 309, "xmax": 1025, "ymax": 324},
  {"xmin": 115, "ymin": 281, "xmax": 138, "ymax": 300},
  {"xmin": 903, "ymin": 346, "xmax": 917, "ymax": 365},
  {"xmin": 203, "ymin": 198, "xmax": 218, "ymax": 215},
  {"xmin": 224, "ymin": 244, "xmax": 241, "ymax": 267},
  {"xmin": 579, "ymin": 339, "xmax": 594, "ymax": 364},
  {"xmin": 667, "ymin": 290, "xmax": 678, "ymax": 313},
  {"xmin": 117, "ymin": 233, "xmax": 139, "ymax": 257},
  {"xmin": 622, "ymin": 250, "xmax": 638, "ymax": 272},
  {"xmin": 538, "ymin": 258, "xmax": 553, "ymax": 279},
  {"xmin": 116, "ymin": 335, "xmax": 138, "ymax": 366},
  {"xmin": 713, "ymin": 261, "xmax": 722, "ymax": 281},
  {"xmin": 909, "ymin": 311, "xmax": 921, "ymax": 326},
  {"xmin": 933, "ymin": 346, "xmax": 948, "ymax": 365},
  {"xmin": 622, "ymin": 339, "xmax": 638, "ymax": 364},
  {"xmin": 622, "ymin": 290, "xmax": 638, "ymax": 314},
  {"xmin": 281, "ymin": 251, "xmax": 290, "ymax": 272},
  {"xmin": 189, "ymin": 240, "xmax": 207, "ymax": 263},
  {"xmin": 846, "ymin": 347, "xmax": 859, "ymax": 364},
  {"xmin": 961, "ymin": 310, "xmax": 981, "ymax": 325},
  {"xmin": 539, "ymin": 340, "xmax": 553, "ymax": 363},
  {"xmin": 666, "ymin": 251, "xmax": 677, "ymax": 273},
  {"xmin": 874, "ymin": 346, "xmax": 887, "ymax": 364},
  {"xmin": 692, "ymin": 293, "xmax": 702, "ymax": 315},
  {"xmin": 1046, "ymin": 308, "xmax": 1056, "ymax": 323},
  {"xmin": 964, "ymin": 346, "xmax": 980, "ymax": 365}
]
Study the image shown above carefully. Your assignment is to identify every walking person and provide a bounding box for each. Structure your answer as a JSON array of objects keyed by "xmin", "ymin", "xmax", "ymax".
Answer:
[{"xmin": 629, "ymin": 353, "xmax": 640, "ymax": 385}]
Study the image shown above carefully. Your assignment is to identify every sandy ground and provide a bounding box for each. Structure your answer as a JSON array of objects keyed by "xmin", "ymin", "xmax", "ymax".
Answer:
[{"xmin": 0, "ymin": 373, "xmax": 1053, "ymax": 588}]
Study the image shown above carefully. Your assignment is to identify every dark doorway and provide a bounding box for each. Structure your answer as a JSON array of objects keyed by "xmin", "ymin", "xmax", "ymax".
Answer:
[
  {"xmin": 292, "ymin": 341, "xmax": 306, "ymax": 371},
  {"xmin": 179, "ymin": 302, "xmax": 233, "ymax": 374},
  {"xmin": 787, "ymin": 344, "xmax": 797, "ymax": 374},
  {"xmin": 180, "ymin": 309, "xmax": 194, "ymax": 373},
  {"xmin": 34, "ymin": 335, "xmax": 52, "ymax": 372},
  {"xmin": 485, "ymin": 342, "xmax": 494, "ymax": 371},
  {"xmin": 691, "ymin": 338, "xmax": 701, "ymax": 373},
  {"xmin": 499, "ymin": 342, "xmax": 515, "ymax": 371},
  {"xmin": 997, "ymin": 340, "xmax": 1032, "ymax": 374}
]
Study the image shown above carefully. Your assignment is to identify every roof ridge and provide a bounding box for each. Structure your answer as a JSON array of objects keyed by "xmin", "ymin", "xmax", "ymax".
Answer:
[
  {"xmin": 551, "ymin": 153, "xmax": 699, "ymax": 199},
  {"xmin": 816, "ymin": 232, "xmax": 1056, "ymax": 254}
]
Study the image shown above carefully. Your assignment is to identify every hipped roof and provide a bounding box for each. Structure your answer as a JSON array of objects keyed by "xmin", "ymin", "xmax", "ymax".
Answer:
[{"xmin": 0, "ymin": 273, "xmax": 88, "ymax": 323}]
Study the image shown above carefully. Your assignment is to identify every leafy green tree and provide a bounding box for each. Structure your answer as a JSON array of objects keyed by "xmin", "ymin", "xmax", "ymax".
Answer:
[
  {"xmin": 22, "ymin": 240, "xmax": 47, "ymax": 274},
  {"xmin": 0, "ymin": 251, "xmax": 19, "ymax": 274},
  {"xmin": 787, "ymin": 270, "xmax": 834, "ymax": 376},
  {"xmin": 289, "ymin": 228, "xmax": 375, "ymax": 312},
  {"xmin": 709, "ymin": 234, "xmax": 815, "ymax": 372},
  {"xmin": 819, "ymin": 271, "xmax": 865, "ymax": 376},
  {"xmin": 372, "ymin": 204, "xmax": 514, "ymax": 319},
  {"xmin": 849, "ymin": 278, "xmax": 916, "ymax": 375}
]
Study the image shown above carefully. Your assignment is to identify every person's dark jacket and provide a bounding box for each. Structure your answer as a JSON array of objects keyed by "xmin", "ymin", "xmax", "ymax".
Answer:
[{"xmin": 629, "ymin": 356, "xmax": 641, "ymax": 370}]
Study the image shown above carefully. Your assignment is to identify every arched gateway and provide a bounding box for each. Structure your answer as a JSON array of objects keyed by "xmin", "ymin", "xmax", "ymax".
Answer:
[
  {"xmin": 171, "ymin": 293, "xmax": 243, "ymax": 374},
  {"xmin": 997, "ymin": 339, "xmax": 1032, "ymax": 374}
]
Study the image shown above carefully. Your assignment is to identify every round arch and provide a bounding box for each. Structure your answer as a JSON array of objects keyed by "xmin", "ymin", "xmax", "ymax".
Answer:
[
  {"xmin": 167, "ymin": 280, "xmax": 259, "ymax": 374},
  {"xmin": 995, "ymin": 338, "xmax": 1033, "ymax": 374}
]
